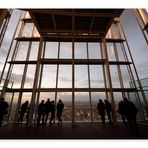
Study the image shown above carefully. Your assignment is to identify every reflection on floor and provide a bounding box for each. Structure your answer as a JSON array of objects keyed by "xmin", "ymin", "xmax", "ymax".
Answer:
[{"xmin": 0, "ymin": 122, "xmax": 148, "ymax": 139}]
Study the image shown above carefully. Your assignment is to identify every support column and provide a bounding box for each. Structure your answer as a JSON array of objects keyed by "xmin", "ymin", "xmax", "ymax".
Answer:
[
  {"xmin": 86, "ymin": 42, "xmax": 93, "ymax": 122},
  {"xmin": 34, "ymin": 41, "xmax": 46, "ymax": 123},
  {"xmin": 102, "ymin": 39, "xmax": 117, "ymax": 123},
  {"xmin": 28, "ymin": 37, "xmax": 43, "ymax": 126},
  {"xmin": 71, "ymin": 10, "xmax": 75, "ymax": 126}
]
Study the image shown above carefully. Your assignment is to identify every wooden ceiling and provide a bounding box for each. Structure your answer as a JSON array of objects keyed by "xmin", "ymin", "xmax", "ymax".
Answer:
[{"xmin": 28, "ymin": 9, "xmax": 124, "ymax": 42}]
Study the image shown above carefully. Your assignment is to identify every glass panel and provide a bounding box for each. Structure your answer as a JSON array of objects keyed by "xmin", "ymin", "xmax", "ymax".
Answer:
[
  {"xmin": 8, "ymin": 92, "xmax": 19, "ymax": 123},
  {"xmin": 90, "ymin": 65, "xmax": 104, "ymax": 88},
  {"xmin": 29, "ymin": 42, "xmax": 39, "ymax": 60},
  {"xmin": 75, "ymin": 92, "xmax": 90, "ymax": 121},
  {"xmin": 88, "ymin": 43, "xmax": 101, "ymax": 59},
  {"xmin": 9, "ymin": 65, "xmax": 25, "ymax": 88},
  {"xmin": 60, "ymin": 42, "xmax": 72, "ymax": 59},
  {"xmin": 22, "ymin": 23, "xmax": 34, "ymax": 37},
  {"xmin": 57, "ymin": 92, "xmax": 72, "ymax": 121},
  {"xmin": 15, "ymin": 42, "xmax": 29, "ymax": 60},
  {"xmin": 75, "ymin": 65, "xmax": 89, "ymax": 88},
  {"xmin": 24, "ymin": 65, "xmax": 35, "ymax": 88},
  {"xmin": 44, "ymin": 42, "xmax": 58, "ymax": 59},
  {"xmin": 41, "ymin": 65, "xmax": 57, "ymax": 88},
  {"xmin": 110, "ymin": 65, "xmax": 120, "ymax": 88},
  {"xmin": 58, "ymin": 65, "xmax": 72, "ymax": 88},
  {"xmin": 75, "ymin": 42, "xmax": 87, "ymax": 59},
  {"xmin": 116, "ymin": 43, "xmax": 125, "ymax": 61},
  {"xmin": 120, "ymin": 65, "xmax": 131, "ymax": 88},
  {"xmin": 107, "ymin": 43, "xmax": 116, "ymax": 61}
]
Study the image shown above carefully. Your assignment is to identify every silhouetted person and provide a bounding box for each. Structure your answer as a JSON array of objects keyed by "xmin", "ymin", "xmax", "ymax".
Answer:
[
  {"xmin": 37, "ymin": 100, "xmax": 45, "ymax": 125},
  {"xmin": 0, "ymin": 97, "xmax": 8, "ymax": 127},
  {"xmin": 57, "ymin": 99, "xmax": 64, "ymax": 125},
  {"xmin": 97, "ymin": 99, "xmax": 106, "ymax": 125},
  {"xmin": 43, "ymin": 98, "xmax": 51, "ymax": 125},
  {"xmin": 123, "ymin": 98, "xmax": 138, "ymax": 134},
  {"xmin": 50, "ymin": 100, "xmax": 55, "ymax": 125},
  {"xmin": 117, "ymin": 100, "xmax": 127, "ymax": 124},
  {"xmin": 104, "ymin": 100, "xmax": 113, "ymax": 124},
  {"xmin": 18, "ymin": 100, "xmax": 29, "ymax": 124}
]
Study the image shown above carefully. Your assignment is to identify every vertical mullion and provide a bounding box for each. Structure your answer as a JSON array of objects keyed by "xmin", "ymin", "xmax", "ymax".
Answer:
[
  {"xmin": 28, "ymin": 37, "xmax": 43, "ymax": 125},
  {"xmin": 55, "ymin": 42, "xmax": 60, "ymax": 108},
  {"xmin": 110, "ymin": 26, "xmax": 125, "ymax": 98},
  {"xmin": 103, "ymin": 38, "xmax": 117, "ymax": 123},
  {"xmin": 86, "ymin": 42, "xmax": 93, "ymax": 122},
  {"xmin": 100, "ymin": 42, "xmax": 109, "ymax": 100},
  {"xmin": 54, "ymin": 42, "xmax": 61, "ymax": 123},
  {"xmin": 72, "ymin": 10, "xmax": 75, "ymax": 125},
  {"xmin": 34, "ymin": 41, "xmax": 46, "ymax": 123}
]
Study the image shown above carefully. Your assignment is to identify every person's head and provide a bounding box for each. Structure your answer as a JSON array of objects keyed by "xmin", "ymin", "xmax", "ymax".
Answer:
[
  {"xmin": 123, "ymin": 98, "xmax": 128, "ymax": 102},
  {"xmin": 25, "ymin": 100, "xmax": 29, "ymax": 104},
  {"xmin": 47, "ymin": 98, "xmax": 50, "ymax": 101},
  {"xmin": 59, "ymin": 99, "xmax": 62, "ymax": 103},
  {"xmin": 52, "ymin": 100, "xmax": 54, "ymax": 104},
  {"xmin": 99, "ymin": 99, "xmax": 102, "ymax": 103},
  {"xmin": 104, "ymin": 99, "xmax": 108, "ymax": 103},
  {"xmin": 41, "ymin": 100, "xmax": 44, "ymax": 104},
  {"xmin": 0, "ymin": 97, "xmax": 4, "ymax": 102}
]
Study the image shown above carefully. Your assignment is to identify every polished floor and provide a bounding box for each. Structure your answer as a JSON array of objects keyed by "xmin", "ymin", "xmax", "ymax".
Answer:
[{"xmin": 0, "ymin": 122, "xmax": 148, "ymax": 139}]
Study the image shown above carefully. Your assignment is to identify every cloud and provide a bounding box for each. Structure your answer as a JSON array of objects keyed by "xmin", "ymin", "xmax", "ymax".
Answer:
[
  {"xmin": 0, "ymin": 70, "xmax": 34, "ymax": 87},
  {"xmin": 58, "ymin": 76, "xmax": 72, "ymax": 82}
]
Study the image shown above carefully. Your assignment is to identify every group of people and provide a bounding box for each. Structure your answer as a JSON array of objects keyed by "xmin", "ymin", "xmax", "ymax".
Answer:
[
  {"xmin": 97, "ymin": 97, "xmax": 139, "ymax": 134},
  {"xmin": 0, "ymin": 95, "xmax": 142, "ymax": 134},
  {"xmin": 117, "ymin": 98, "xmax": 138, "ymax": 133},
  {"xmin": 97, "ymin": 99, "xmax": 113, "ymax": 125},
  {"xmin": 17, "ymin": 98, "xmax": 64, "ymax": 126}
]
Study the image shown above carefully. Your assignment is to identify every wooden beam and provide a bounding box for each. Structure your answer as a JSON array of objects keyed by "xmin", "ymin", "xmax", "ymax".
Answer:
[
  {"xmin": 15, "ymin": 37, "xmax": 125, "ymax": 42},
  {"xmin": 28, "ymin": 9, "xmax": 122, "ymax": 18},
  {"xmin": 5, "ymin": 87, "xmax": 137, "ymax": 92}
]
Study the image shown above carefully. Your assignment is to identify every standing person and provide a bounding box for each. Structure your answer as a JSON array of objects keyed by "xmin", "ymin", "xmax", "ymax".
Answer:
[
  {"xmin": 43, "ymin": 98, "xmax": 51, "ymax": 125},
  {"xmin": 97, "ymin": 99, "xmax": 106, "ymax": 125},
  {"xmin": 57, "ymin": 99, "xmax": 64, "ymax": 125},
  {"xmin": 0, "ymin": 97, "xmax": 9, "ymax": 127},
  {"xmin": 117, "ymin": 100, "xmax": 127, "ymax": 124},
  {"xmin": 123, "ymin": 98, "xmax": 138, "ymax": 134},
  {"xmin": 18, "ymin": 100, "xmax": 29, "ymax": 124},
  {"xmin": 50, "ymin": 100, "xmax": 55, "ymax": 125},
  {"xmin": 104, "ymin": 100, "xmax": 113, "ymax": 124},
  {"xmin": 37, "ymin": 100, "xmax": 45, "ymax": 126}
]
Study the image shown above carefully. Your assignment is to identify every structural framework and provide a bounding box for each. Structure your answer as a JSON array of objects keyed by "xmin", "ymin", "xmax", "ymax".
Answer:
[{"xmin": 0, "ymin": 9, "xmax": 148, "ymax": 125}]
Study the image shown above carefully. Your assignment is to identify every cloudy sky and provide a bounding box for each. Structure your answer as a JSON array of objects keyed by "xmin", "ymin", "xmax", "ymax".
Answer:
[{"xmin": 0, "ymin": 9, "xmax": 148, "ymax": 103}]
